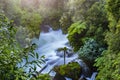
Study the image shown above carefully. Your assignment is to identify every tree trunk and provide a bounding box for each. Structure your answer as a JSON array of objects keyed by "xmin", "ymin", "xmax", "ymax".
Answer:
[{"xmin": 64, "ymin": 50, "xmax": 66, "ymax": 65}]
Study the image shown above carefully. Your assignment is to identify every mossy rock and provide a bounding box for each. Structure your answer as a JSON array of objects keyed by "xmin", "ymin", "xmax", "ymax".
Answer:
[
  {"xmin": 30, "ymin": 74, "xmax": 51, "ymax": 80},
  {"xmin": 53, "ymin": 73, "xmax": 66, "ymax": 80},
  {"xmin": 53, "ymin": 62, "xmax": 82, "ymax": 80}
]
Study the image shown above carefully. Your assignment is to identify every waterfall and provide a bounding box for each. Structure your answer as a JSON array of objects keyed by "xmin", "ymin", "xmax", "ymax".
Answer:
[
  {"xmin": 32, "ymin": 27, "xmax": 77, "ymax": 76},
  {"xmin": 32, "ymin": 27, "xmax": 97, "ymax": 80}
]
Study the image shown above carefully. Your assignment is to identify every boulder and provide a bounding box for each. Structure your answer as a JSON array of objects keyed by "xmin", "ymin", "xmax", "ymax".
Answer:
[
  {"xmin": 40, "ymin": 25, "xmax": 50, "ymax": 32},
  {"xmin": 79, "ymin": 77, "xmax": 87, "ymax": 80},
  {"xmin": 53, "ymin": 73, "xmax": 66, "ymax": 80},
  {"xmin": 72, "ymin": 59, "xmax": 92, "ymax": 77},
  {"xmin": 53, "ymin": 62, "xmax": 82, "ymax": 80}
]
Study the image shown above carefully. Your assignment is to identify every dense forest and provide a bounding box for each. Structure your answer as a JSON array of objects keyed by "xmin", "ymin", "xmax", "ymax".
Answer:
[{"xmin": 0, "ymin": 0, "xmax": 120, "ymax": 80}]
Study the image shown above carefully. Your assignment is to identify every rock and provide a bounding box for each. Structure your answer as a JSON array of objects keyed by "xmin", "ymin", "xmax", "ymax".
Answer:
[
  {"xmin": 56, "ymin": 51, "xmax": 64, "ymax": 57},
  {"xmin": 53, "ymin": 73, "xmax": 66, "ymax": 80},
  {"xmin": 65, "ymin": 77, "xmax": 72, "ymax": 80},
  {"xmin": 40, "ymin": 25, "xmax": 50, "ymax": 32},
  {"xmin": 66, "ymin": 49, "xmax": 74, "ymax": 57},
  {"xmin": 72, "ymin": 59, "xmax": 92, "ymax": 77},
  {"xmin": 53, "ymin": 62, "xmax": 82, "ymax": 80},
  {"xmin": 86, "ymin": 72, "xmax": 97, "ymax": 80},
  {"xmin": 79, "ymin": 77, "xmax": 87, "ymax": 80},
  {"xmin": 79, "ymin": 75, "xmax": 87, "ymax": 80}
]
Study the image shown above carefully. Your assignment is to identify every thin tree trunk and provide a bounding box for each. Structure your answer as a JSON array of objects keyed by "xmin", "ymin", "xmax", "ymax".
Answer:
[{"xmin": 64, "ymin": 50, "xmax": 66, "ymax": 65}]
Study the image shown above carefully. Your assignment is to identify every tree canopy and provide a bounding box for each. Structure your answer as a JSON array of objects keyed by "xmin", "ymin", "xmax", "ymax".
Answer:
[{"xmin": 0, "ymin": 0, "xmax": 120, "ymax": 79}]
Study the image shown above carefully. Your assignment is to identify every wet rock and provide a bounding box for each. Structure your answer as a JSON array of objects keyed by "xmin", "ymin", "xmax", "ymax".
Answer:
[
  {"xmin": 65, "ymin": 77, "xmax": 72, "ymax": 80},
  {"xmin": 67, "ymin": 51, "xmax": 74, "ymax": 57},
  {"xmin": 72, "ymin": 59, "xmax": 92, "ymax": 77},
  {"xmin": 79, "ymin": 75, "xmax": 87, "ymax": 80},
  {"xmin": 53, "ymin": 73, "xmax": 66, "ymax": 80},
  {"xmin": 56, "ymin": 51, "xmax": 64, "ymax": 57},
  {"xmin": 45, "ymin": 58, "xmax": 50, "ymax": 61},
  {"xmin": 53, "ymin": 62, "xmax": 82, "ymax": 80},
  {"xmin": 79, "ymin": 77, "xmax": 87, "ymax": 80},
  {"xmin": 40, "ymin": 25, "xmax": 50, "ymax": 32},
  {"xmin": 86, "ymin": 72, "xmax": 97, "ymax": 80}
]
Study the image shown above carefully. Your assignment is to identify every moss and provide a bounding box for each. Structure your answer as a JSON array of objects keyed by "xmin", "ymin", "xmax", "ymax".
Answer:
[
  {"xmin": 54, "ymin": 62, "xmax": 82, "ymax": 80},
  {"xmin": 31, "ymin": 74, "xmax": 51, "ymax": 80}
]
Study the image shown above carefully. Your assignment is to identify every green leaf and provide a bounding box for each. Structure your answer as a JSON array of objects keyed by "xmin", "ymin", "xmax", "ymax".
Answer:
[{"xmin": 36, "ymin": 53, "xmax": 39, "ymax": 59}]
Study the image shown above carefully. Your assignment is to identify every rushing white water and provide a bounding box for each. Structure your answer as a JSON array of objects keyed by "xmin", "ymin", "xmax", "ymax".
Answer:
[
  {"xmin": 86, "ymin": 72, "xmax": 97, "ymax": 80},
  {"xmin": 37, "ymin": 29, "xmax": 68, "ymax": 58},
  {"xmin": 32, "ymin": 28, "xmax": 97, "ymax": 80},
  {"xmin": 32, "ymin": 28, "xmax": 77, "ymax": 76}
]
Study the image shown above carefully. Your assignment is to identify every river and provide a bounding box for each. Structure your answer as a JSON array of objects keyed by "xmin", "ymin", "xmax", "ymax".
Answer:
[{"xmin": 32, "ymin": 27, "xmax": 97, "ymax": 80}]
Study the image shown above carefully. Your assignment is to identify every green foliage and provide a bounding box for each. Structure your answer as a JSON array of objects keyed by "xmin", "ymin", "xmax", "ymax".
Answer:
[
  {"xmin": 58, "ymin": 0, "xmax": 98, "ymax": 33},
  {"xmin": 67, "ymin": 1, "xmax": 108, "ymax": 52},
  {"xmin": 95, "ymin": 22, "xmax": 120, "ymax": 80},
  {"xmin": 0, "ymin": 0, "xmax": 42, "ymax": 39},
  {"xmin": 42, "ymin": 11, "xmax": 62, "ymax": 30},
  {"xmin": 95, "ymin": 0, "xmax": 120, "ymax": 79},
  {"xmin": 15, "ymin": 26, "xmax": 30, "ymax": 47},
  {"xmin": 85, "ymin": 1, "xmax": 108, "ymax": 47},
  {"xmin": 0, "ymin": 14, "xmax": 49, "ymax": 80},
  {"xmin": 0, "ymin": 14, "xmax": 23, "ymax": 80},
  {"xmin": 66, "ymin": 0, "xmax": 97, "ymax": 22},
  {"xmin": 78, "ymin": 39, "xmax": 104, "ymax": 64},
  {"xmin": 54, "ymin": 62, "xmax": 81, "ymax": 80},
  {"xmin": 21, "ymin": 10, "xmax": 42, "ymax": 38},
  {"xmin": 57, "ymin": 47, "xmax": 68, "ymax": 65},
  {"xmin": 0, "ymin": 0, "xmax": 22, "ymax": 25},
  {"xmin": 1, "ymin": 0, "xmax": 120, "ymax": 79},
  {"xmin": 87, "ymin": 1, "xmax": 108, "ymax": 27},
  {"xmin": 59, "ymin": 12, "xmax": 73, "ymax": 33},
  {"xmin": 39, "ymin": 0, "xmax": 65, "ymax": 30},
  {"xmin": 31, "ymin": 74, "xmax": 51, "ymax": 80},
  {"xmin": 68, "ymin": 21, "xmax": 87, "ymax": 51},
  {"xmin": 95, "ymin": 51, "xmax": 120, "ymax": 80},
  {"xmin": 68, "ymin": 21, "xmax": 87, "ymax": 36},
  {"xmin": 21, "ymin": 45, "xmax": 45, "ymax": 77},
  {"xmin": 106, "ymin": 0, "xmax": 120, "ymax": 21}
]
